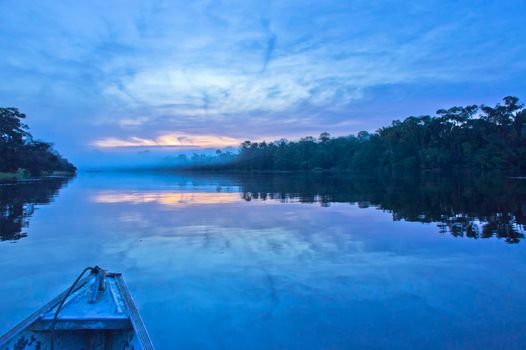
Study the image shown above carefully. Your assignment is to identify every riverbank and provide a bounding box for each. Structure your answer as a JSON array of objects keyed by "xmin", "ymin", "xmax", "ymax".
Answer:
[
  {"xmin": 0, "ymin": 170, "xmax": 28, "ymax": 182},
  {"xmin": 0, "ymin": 170, "xmax": 76, "ymax": 183},
  {"xmin": 132, "ymin": 166, "xmax": 526, "ymax": 180}
]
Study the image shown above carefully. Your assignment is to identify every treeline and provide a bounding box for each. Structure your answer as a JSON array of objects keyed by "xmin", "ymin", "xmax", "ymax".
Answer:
[
  {"xmin": 0, "ymin": 108, "xmax": 76, "ymax": 177},
  {"xmin": 190, "ymin": 96, "xmax": 526, "ymax": 171},
  {"xmin": 163, "ymin": 151, "xmax": 236, "ymax": 169}
]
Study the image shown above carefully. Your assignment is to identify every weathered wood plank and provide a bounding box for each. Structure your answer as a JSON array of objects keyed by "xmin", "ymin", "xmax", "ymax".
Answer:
[
  {"xmin": 114, "ymin": 274, "xmax": 155, "ymax": 350},
  {"xmin": 32, "ymin": 318, "xmax": 131, "ymax": 331}
]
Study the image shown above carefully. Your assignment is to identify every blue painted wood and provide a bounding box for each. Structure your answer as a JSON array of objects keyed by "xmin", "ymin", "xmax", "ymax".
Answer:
[
  {"xmin": 115, "ymin": 274, "xmax": 155, "ymax": 350},
  {"xmin": 0, "ymin": 269, "xmax": 154, "ymax": 350},
  {"xmin": 32, "ymin": 318, "xmax": 131, "ymax": 331}
]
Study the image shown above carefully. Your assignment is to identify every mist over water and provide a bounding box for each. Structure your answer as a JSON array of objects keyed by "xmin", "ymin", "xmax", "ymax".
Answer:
[
  {"xmin": 75, "ymin": 147, "xmax": 238, "ymax": 171},
  {"xmin": 1, "ymin": 172, "xmax": 525, "ymax": 349}
]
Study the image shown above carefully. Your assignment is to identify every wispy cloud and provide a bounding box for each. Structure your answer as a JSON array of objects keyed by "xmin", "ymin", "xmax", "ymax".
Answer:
[
  {"xmin": 93, "ymin": 133, "xmax": 242, "ymax": 148},
  {"xmin": 260, "ymin": 18, "xmax": 277, "ymax": 73}
]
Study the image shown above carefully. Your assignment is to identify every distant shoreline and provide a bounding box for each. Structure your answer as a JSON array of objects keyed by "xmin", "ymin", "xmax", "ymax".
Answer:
[
  {"xmin": 77, "ymin": 167, "xmax": 525, "ymax": 178},
  {"xmin": 0, "ymin": 170, "xmax": 76, "ymax": 184}
]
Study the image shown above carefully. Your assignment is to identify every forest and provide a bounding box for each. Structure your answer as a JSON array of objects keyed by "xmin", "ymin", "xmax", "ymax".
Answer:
[
  {"xmin": 185, "ymin": 96, "xmax": 526, "ymax": 171},
  {"xmin": 0, "ymin": 107, "xmax": 76, "ymax": 178}
]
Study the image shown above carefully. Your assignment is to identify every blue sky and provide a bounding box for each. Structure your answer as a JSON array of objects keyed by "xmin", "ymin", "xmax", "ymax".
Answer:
[{"xmin": 1, "ymin": 0, "xmax": 525, "ymax": 167}]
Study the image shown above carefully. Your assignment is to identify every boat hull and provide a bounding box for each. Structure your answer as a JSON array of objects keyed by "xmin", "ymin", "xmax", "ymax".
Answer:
[
  {"xmin": 5, "ymin": 328, "xmax": 142, "ymax": 350},
  {"xmin": 0, "ymin": 271, "xmax": 154, "ymax": 350}
]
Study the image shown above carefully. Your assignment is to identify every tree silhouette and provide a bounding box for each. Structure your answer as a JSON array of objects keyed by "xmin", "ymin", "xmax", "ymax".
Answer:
[
  {"xmin": 0, "ymin": 108, "xmax": 76, "ymax": 176},
  {"xmin": 186, "ymin": 96, "xmax": 526, "ymax": 172}
]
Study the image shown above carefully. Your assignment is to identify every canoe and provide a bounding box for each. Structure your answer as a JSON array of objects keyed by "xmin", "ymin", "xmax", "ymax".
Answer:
[{"xmin": 0, "ymin": 267, "xmax": 154, "ymax": 349}]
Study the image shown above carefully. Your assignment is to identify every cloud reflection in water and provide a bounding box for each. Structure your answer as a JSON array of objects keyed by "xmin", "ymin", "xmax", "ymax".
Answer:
[{"xmin": 92, "ymin": 191, "xmax": 242, "ymax": 206}]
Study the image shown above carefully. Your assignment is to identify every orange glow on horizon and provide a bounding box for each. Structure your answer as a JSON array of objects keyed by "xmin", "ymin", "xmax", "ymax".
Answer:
[{"xmin": 92, "ymin": 133, "xmax": 242, "ymax": 148}]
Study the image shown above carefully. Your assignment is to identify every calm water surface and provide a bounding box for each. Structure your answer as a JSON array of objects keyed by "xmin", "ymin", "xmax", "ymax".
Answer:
[{"xmin": 1, "ymin": 172, "xmax": 525, "ymax": 349}]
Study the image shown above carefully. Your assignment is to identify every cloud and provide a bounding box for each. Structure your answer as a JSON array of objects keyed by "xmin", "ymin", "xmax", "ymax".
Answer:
[
  {"xmin": 101, "ymin": 3, "xmax": 522, "ymax": 124},
  {"xmin": 93, "ymin": 133, "xmax": 242, "ymax": 148},
  {"xmin": 1, "ymin": 0, "xmax": 525, "ymax": 164},
  {"xmin": 104, "ymin": 67, "xmax": 325, "ymax": 115},
  {"xmin": 117, "ymin": 117, "xmax": 152, "ymax": 127},
  {"xmin": 260, "ymin": 18, "xmax": 277, "ymax": 73}
]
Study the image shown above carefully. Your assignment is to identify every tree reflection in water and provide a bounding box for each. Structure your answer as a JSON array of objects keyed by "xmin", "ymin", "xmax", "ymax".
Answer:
[
  {"xmin": 0, "ymin": 177, "xmax": 72, "ymax": 241},
  {"xmin": 2, "ymin": 172, "xmax": 525, "ymax": 244},
  {"xmin": 236, "ymin": 173, "xmax": 526, "ymax": 243}
]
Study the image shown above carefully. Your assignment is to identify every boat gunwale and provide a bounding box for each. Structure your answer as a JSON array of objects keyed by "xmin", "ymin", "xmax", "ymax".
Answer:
[{"xmin": 114, "ymin": 273, "xmax": 155, "ymax": 350}]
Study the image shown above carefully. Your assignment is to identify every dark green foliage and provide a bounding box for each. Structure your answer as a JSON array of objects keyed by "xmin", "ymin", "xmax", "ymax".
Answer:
[
  {"xmin": 197, "ymin": 96, "xmax": 526, "ymax": 171},
  {"xmin": 0, "ymin": 108, "xmax": 76, "ymax": 176}
]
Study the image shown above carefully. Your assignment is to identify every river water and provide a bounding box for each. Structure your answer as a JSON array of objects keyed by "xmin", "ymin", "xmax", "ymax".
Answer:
[{"xmin": 1, "ymin": 172, "xmax": 525, "ymax": 349}]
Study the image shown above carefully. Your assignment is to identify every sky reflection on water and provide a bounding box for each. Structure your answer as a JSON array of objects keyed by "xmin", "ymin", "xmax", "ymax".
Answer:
[
  {"xmin": 92, "ymin": 191, "xmax": 242, "ymax": 206},
  {"xmin": 1, "ymin": 172, "xmax": 525, "ymax": 349}
]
